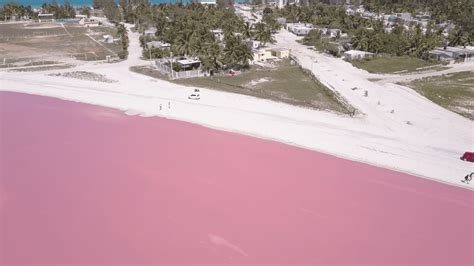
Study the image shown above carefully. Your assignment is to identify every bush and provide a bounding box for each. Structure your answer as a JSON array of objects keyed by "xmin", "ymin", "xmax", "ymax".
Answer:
[
  {"xmin": 139, "ymin": 35, "xmax": 154, "ymax": 47},
  {"xmin": 325, "ymin": 43, "xmax": 341, "ymax": 57},
  {"xmin": 117, "ymin": 50, "xmax": 128, "ymax": 59},
  {"xmin": 171, "ymin": 63, "xmax": 181, "ymax": 72},
  {"xmin": 142, "ymin": 48, "xmax": 170, "ymax": 59}
]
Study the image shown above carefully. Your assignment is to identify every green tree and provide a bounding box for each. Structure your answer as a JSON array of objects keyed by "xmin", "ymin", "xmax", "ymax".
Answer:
[{"xmin": 253, "ymin": 22, "xmax": 275, "ymax": 46}]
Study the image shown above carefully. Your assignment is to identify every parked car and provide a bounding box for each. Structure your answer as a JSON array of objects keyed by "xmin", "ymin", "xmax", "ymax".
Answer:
[
  {"xmin": 188, "ymin": 93, "xmax": 200, "ymax": 100},
  {"xmin": 460, "ymin": 152, "xmax": 474, "ymax": 162}
]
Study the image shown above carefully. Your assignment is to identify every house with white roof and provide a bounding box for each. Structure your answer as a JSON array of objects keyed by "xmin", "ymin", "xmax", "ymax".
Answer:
[
  {"xmin": 144, "ymin": 27, "xmax": 157, "ymax": 37},
  {"xmin": 176, "ymin": 58, "xmax": 201, "ymax": 70},
  {"xmin": 199, "ymin": 0, "xmax": 216, "ymax": 4},
  {"xmin": 146, "ymin": 41, "xmax": 171, "ymax": 49},
  {"xmin": 287, "ymin": 23, "xmax": 314, "ymax": 36},
  {"xmin": 344, "ymin": 50, "xmax": 374, "ymax": 61},
  {"xmin": 38, "ymin": 13, "xmax": 54, "ymax": 23},
  {"xmin": 427, "ymin": 46, "xmax": 474, "ymax": 62}
]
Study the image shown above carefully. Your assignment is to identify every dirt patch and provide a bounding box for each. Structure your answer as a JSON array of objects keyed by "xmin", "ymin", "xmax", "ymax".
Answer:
[
  {"xmin": 10, "ymin": 64, "xmax": 74, "ymax": 72},
  {"xmin": 48, "ymin": 71, "xmax": 117, "ymax": 83},
  {"xmin": 0, "ymin": 22, "xmax": 121, "ymax": 65}
]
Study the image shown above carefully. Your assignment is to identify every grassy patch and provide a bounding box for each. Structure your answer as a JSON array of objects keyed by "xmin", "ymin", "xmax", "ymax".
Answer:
[
  {"xmin": 131, "ymin": 61, "xmax": 352, "ymax": 114},
  {"xmin": 351, "ymin": 56, "xmax": 442, "ymax": 74},
  {"xmin": 130, "ymin": 65, "xmax": 171, "ymax": 80},
  {"xmin": 403, "ymin": 71, "xmax": 474, "ymax": 120}
]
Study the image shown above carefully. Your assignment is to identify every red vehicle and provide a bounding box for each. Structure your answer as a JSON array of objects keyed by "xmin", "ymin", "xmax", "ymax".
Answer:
[{"xmin": 460, "ymin": 152, "xmax": 474, "ymax": 162}]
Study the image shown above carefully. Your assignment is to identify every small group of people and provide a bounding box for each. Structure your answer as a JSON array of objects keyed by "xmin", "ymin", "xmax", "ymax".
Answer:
[{"xmin": 159, "ymin": 102, "xmax": 171, "ymax": 111}]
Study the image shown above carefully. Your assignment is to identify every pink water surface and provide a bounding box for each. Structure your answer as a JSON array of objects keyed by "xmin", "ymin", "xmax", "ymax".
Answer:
[{"xmin": 1, "ymin": 92, "xmax": 473, "ymax": 265}]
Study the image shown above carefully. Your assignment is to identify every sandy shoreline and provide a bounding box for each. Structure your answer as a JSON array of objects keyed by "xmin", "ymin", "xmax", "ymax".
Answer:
[{"xmin": 1, "ymin": 24, "xmax": 472, "ymax": 189}]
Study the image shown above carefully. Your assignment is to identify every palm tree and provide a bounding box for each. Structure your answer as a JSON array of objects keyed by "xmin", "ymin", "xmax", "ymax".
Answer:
[
  {"xmin": 242, "ymin": 22, "xmax": 253, "ymax": 40},
  {"xmin": 223, "ymin": 36, "xmax": 240, "ymax": 65},
  {"xmin": 117, "ymin": 23, "xmax": 126, "ymax": 34},
  {"xmin": 201, "ymin": 41, "xmax": 222, "ymax": 71},
  {"xmin": 352, "ymin": 29, "xmax": 370, "ymax": 51},
  {"xmin": 237, "ymin": 42, "xmax": 253, "ymax": 65},
  {"xmin": 448, "ymin": 27, "xmax": 470, "ymax": 47},
  {"xmin": 175, "ymin": 30, "xmax": 194, "ymax": 56},
  {"xmin": 253, "ymin": 22, "xmax": 275, "ymax": 47}
]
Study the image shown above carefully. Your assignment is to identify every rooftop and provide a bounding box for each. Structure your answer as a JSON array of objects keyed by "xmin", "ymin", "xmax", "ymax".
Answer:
[{"xmin": 177, "ymin": 59, "xmax": 201, "ymax": 65}]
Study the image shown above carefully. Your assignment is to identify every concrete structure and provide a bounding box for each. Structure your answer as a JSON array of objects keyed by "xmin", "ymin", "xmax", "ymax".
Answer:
[
  {"xmin": 176, "ymin": 58, "xmax": 201, "ymax": 70},
  {"xmin": 38, "ymin": 13, "xmax": 54, "ymax": 23},
  {"xmin": 287, "ymin": 23, "xmax": 314, "ymax": 36},
  {"xmin": 144, "ymin": 27, "xmax": 157, "ymax": 37},
  {"xmin": 247, "ymin": 40, "xmax": 261, "ymax": 49},
  {"xmin": 146, "ymin": 41, "xmax": 171, "ymax": 49},
  {"xmin": 396, "ymin": 13, "xmax": 413, "ymax": 22},
  {"xmin": 276, "ymin": 17, "xmax": 287, "ymax": 25},
  {"xmin": 271, "ymin": 48, "xmax": 290, "ymax": 59},
  {"xmin": 344, "ymin": 50, "xmax": 375, "ymax": 61},
  {"xmin": 199, "ymin": 0, "xmax": 217, "ymax": 4},
  {"xmin": 252, "ymin": 48, "xmax": 274, "ymax": 63},
  {"xmin": 252, "ymin": 48, "xmax": 291, "ymax": 64},
  {"xmin": 103, "ymin": 35, "xmax": 114, "ymax": 44},
  {"xmin": 427, "ymin": 46, "xmax": 474, "ymax": 62},
  {"xmin": 79, "ymin": 17, "xmax": 100, "ymax": 27},
  {"xmin": 90, "ymin": 9, "xmax": 105, "ymax": 17},
  {"xmin": 211, "ymin": 29, "xmax": 224, "ymax": 42},
  {"xmin": 327, "ymin": 28, "xmax": 343, "ymax": 38},
  {"xmin": 278, "ymin": 0, "xmax": 285, "ymax": 9}
]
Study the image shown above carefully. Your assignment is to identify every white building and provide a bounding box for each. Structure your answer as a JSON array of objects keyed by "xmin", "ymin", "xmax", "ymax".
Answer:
[
  {"xmin": 103, "ymin": 35, "xmax": 114, "ymax": 44},
  {"xmin": 79, "ymin": 17, "xmax": 100, "ymax": 27},
  {"xmin": 427, "ymin": 46, "xmax": 474, "ymax": 62},
  {"xmin": 287, "ymin": 23, "xmax": 314, "ymax": 36},
  {"xmin": 344, "ymin": 50, "xmax": 374, "ymax": 61},
  {"xmin": 211, "ymin": 29, "xmax": 224, "ymax": 42},
  {"xmin": 252, "ymin": 48, "xmax": 291, "ymax": 64},
  {"xmin": 247, "ymin": 40, "xmax": 261, "ymax": 49},
  {"xmin": 37, "ymin": 13, "xmax": 54, "ymax": 23},
  {"xmin": 199, "ymin": 0, "xmax": 216, "ymax": 4},
  {"xmin": 144, "ymin": 27, "xmax": 157, "ymax": 37},
  {"xmin": 176, "ymin": 58, "xmax": 201, "ymax": 70},
  {"xmin": 146, "ymin": 41, "xmax": 171, "ymax": 49}
]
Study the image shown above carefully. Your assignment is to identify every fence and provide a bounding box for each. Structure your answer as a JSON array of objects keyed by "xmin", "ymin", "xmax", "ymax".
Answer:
[{"xmin": 154, "ymin": 59, "xmax": 209, "ymax": 80}]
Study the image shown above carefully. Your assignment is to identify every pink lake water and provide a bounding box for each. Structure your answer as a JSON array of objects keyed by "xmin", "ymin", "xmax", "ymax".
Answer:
[{"xmin": 1, "ymin": 92, "xmax": 473, "ymax": 265}]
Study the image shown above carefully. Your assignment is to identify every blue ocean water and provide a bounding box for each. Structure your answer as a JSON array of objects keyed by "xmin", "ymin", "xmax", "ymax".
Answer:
[{"xmin": 1, "ymin": 0, "xmax": 196, "ymax": 8}]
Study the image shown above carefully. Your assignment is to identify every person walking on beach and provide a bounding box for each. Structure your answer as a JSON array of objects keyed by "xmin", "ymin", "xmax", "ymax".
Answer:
[
  {"xmin": 168, "ymin": 102, "xmax": 171, "ymax": 109},
  {"xmin": 159, "ymin": 104, "xmax": 162, "ymax": 111},
  {"xmin": 463, "ymin": 173, "xmax": 473, "ymax": 184}
]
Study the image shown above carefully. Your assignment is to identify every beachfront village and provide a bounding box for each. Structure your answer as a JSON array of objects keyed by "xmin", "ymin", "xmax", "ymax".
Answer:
[
  {"xmin": 1, "ymin": 1, "xmax": 473, "ymax": 114},
  {"xmin": 0, "ymin": 0, "xmax": 473, "ymax": 187}
]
